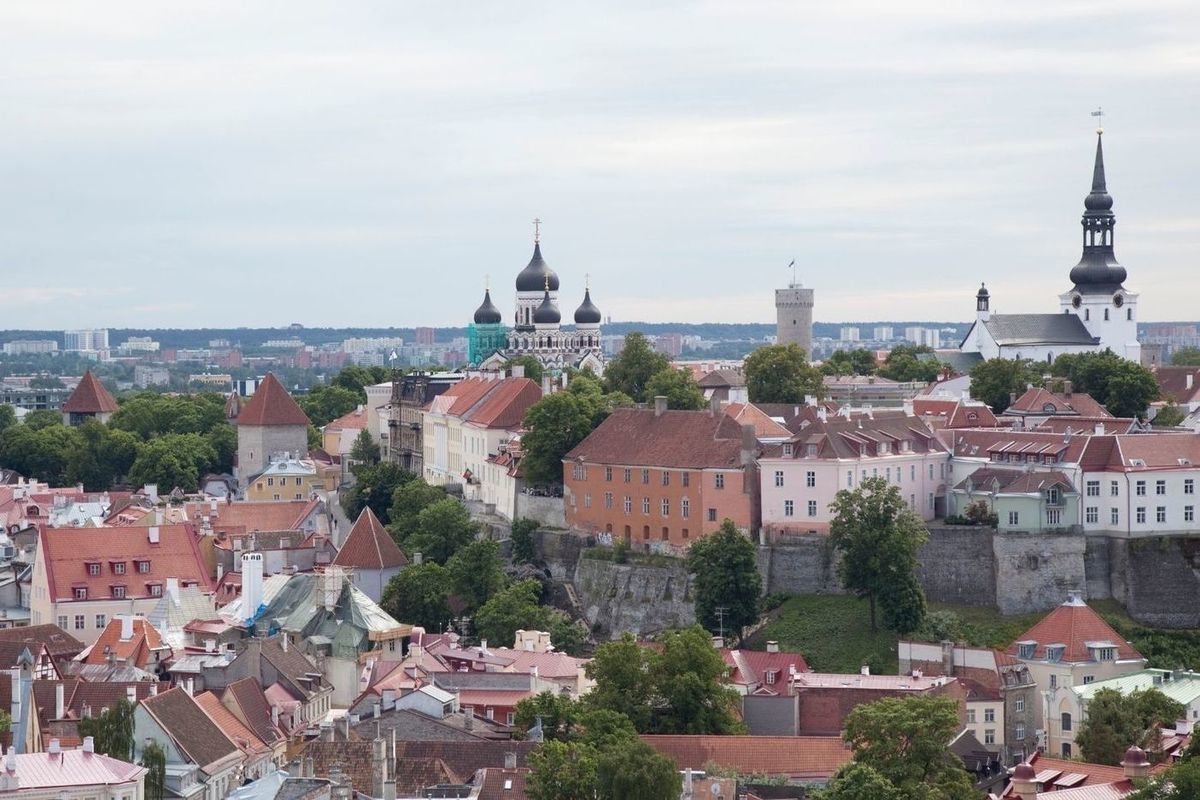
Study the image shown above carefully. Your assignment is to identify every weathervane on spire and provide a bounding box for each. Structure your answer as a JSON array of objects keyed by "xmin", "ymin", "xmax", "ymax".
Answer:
[
  {"xmin": 533, "ymin": 217, "xmax": 542, "ymax": 243},
  {"xmin": 1091, "ymin": 106, "xmax": 1104, "ymax": 134}
]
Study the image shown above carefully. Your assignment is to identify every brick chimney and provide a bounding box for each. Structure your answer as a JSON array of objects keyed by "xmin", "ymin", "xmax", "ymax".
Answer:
[{"xmin": 654, "ymin": 396, "xmax": 667, "ymax": 417}]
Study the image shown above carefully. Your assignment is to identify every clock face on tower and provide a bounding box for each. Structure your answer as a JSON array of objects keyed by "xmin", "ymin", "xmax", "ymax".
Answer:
[
  {"xmin": 1113, "ymin": 293, "xmax": 1124, "ymax": 308},
  {"xmin": 1071, "ymin": 294, "xmax": 1082, "ymax": 309}
]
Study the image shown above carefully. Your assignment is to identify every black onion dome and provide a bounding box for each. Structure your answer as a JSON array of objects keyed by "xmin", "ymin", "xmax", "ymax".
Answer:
[
  {"xmin": 574, "ymin": 288, "xmax": 601, "ymax": 324},
  {"xmin": 976, "ymin": 282, "xmax": 989, "ymax": 299},
  {"xmin": 515, "ymin": 242, "xmax": 560, "ymax": 292},
  {"xmin": 533, "ymin": 289, "xmax": 561, "ymax": 324},
  {"xmin": 473, "ymin": 289, "xmax": 502, "ymax": 324}
]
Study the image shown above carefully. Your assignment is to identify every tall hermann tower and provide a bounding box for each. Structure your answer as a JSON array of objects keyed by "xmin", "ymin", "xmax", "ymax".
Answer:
[{"xmin": 776, "ymin": 274, "xmax": 815, "ymax": 359}]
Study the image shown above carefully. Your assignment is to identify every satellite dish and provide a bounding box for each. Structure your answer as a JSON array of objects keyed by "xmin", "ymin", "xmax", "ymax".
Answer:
[{"xmin": 711, "ymin": 782, "xmax": 721, "ymax": 797}]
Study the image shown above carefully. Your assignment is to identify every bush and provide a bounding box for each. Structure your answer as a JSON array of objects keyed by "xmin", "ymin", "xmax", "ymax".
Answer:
[{"xmin": 760, "ymin": 593, "xmax": 790, "ymax": 613}]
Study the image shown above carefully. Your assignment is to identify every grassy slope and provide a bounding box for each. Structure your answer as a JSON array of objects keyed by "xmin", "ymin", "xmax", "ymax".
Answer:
[{"xmin": 745, "ymin": 594, "xmax": 1195, "ymax": 675}]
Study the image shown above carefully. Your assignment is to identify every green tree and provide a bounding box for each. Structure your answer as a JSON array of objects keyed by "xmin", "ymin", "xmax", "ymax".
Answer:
[
  {"xmin": 828, "ymin": 476, "xmax": 928, "ymax": 633},
  {"xmin": 504, "ymin": 355, "xmax": 545, "ymax": 384},
  {"xmin": 401, "ymin": 497, "xmax": 476, "ymax": 563},
  {"xmin": 297, "ymin": 384, "xmax": 361, "ymax": 428},
  {"xmin": 0, "ymin": 405, "xmax": 16, "ymax": 434},
  {"xmin": 1053, "ymin": 351, "xmax": 1160, "ymax": 418},
  {"xmin": 23, "ymin": 409, "xmax": 63, "ymax": 430},
  {"xmin": 819, "ymin": 762, "xmax": 905, "ymax": 800},
  {"xmin": 603, "ymin": 333, "xmax": 670, "ymax": 403},
  {"xmin": 381, "ymin": 563, "xmax": 452, "ymax": 631},
  {"xmin": 643, "ymin": 368, "xmax": 706, "ymax": 411},
  {"xmin": 330, "ymin": 365, "xmax": 378, "ymax": 399},
  {"xmin": 25, "ymin": 424, "xmax": 84, "ymax": 486},
  {"xmin": 1128, "ymin": 758, "xmax": 1200, "ymax": 800},
  {"xmin": 350, "ymin": 429, "xmax": 381, "ymax": 464},
  {"xmin": 968, "ymin": 357, "xmax": 1042, "ymax": 412},
  {"xmin": 521, "ymin": 392, "xmax": 594, "ymax": 488},
  {"xmin": 653, "ymin": 626, "xmax": 742, "ymax": 734},
  {"xmin": 473, "ymin": 579, "xmax": 545, "ymax": 647},
  {"xmin": 687, "ymin": 519, "xmax": 762, "ymax": 644},
  {"xmin": 526, "ymin": 740, "xmax": 598, "ymax": 800},
  {"xmin": 1154, "ymin": 402, "xmax": 1187, "ymax": 428},
  {"xmin": 343, "ymin": 462, "xmax": 415, "ymax": 523},
  {"xmin": 841, "ymin": 695, "xmax": 969, "ymax": 796},
  {"xmin": 388, "ymin": 479, "xmax": 446, "ymax": 540},
  {"xmin": 595, "ymin": 739, "xmax": 681, "ymax": 800},
  {"xmin": 568, "ymin": 371, "xmax": 633, "ymax": 427},
  {"xmin": 744, "ymin": 343, "xmax": 824, "ymax": 404},
  {"xmin": 140, "ymin": 739, "xmax": 167, "ymax": 800},
  {"xmin": 1171, "ymin": 347, "xmax": 1200, "ymax": 367},
  {"xmin": 514, "ymin": 691, "xmax": 579, "ymax": 741},
  {"xmin": 128, "ymin": 433, "xmax": 218, "ymax": 492},
  {"xmin": 878, "ymin": 344, "xmax": 941, "ymax": 383},
  {"xmin": 511, "ymin": 517, "xmax": 538, "ymax": 564},
  {"xmin": 66, "ymin": 420, "xmax": 138, "ymax": 490},
  {"xmin": 446, "ymin": 539, "xmax": 506, "ymax": 612},
  {"xmin": 205, "ymin": 423, "xmax": 238, "ymax": 474},
  {"xmin": 1076, "ymin": 688, "xmax": 1185, "ymax": 765},
  {"xmin": 583, "ymin": 634, "xmax": 657, "ymax": 732},
  {"xmin": 78, "ymin": 699, "xmax": 136, "ymax": 760},
  {"xmin": 822, "ymin": 349, "xmax": 878, "ymax": 377}
]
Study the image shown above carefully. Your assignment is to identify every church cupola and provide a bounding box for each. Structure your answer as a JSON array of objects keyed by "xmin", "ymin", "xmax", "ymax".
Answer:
[
  {"xmin": 533, "ymin": 280, "xmax": 561, "ymax": 326},
  {"xmin": 975, "ymin": 282, "xmax": 990, "ymax": 322},
  {"xmin": 516, "ymin": 220, "xmax": 559, "ymax": 293},
  {"xmin": 574, "ymin": 281, "xmax": 601, "ymax": 327},
  {"xmin": 473, "ymin": 288, "xmax": 502, "ymax": 325},
  {"xmin": 1068, "ymin": 126, "xmax": 1127, "ymax": 293}
]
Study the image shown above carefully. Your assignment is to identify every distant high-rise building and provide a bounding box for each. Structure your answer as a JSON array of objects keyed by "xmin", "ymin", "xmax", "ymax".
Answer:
[
  {"xmin": 776, "ymin": 281, "xmax": 814, "ymax": 357},
  {"xmin": 874, "ymin": 326, "xmax": 894, "ymax": 341},
  {"xmin": 840, "ymin": 327, "xmax": 860, "ymax": 342},
  {"xmin": 63, "ymin": 329, "xmax": 108, "ymax": 353},
  {"xmin": 414, "ymin": 327, "xmax": 436, "ymax": 346}
]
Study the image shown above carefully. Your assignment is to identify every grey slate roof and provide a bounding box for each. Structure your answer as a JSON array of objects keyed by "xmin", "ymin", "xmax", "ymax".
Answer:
[{"xmin": 981, "ymin": 314, "xmax": 1099, "ymax": 347}]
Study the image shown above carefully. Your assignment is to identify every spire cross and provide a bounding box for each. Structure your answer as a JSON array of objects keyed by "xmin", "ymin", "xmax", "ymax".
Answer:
[
  {"xmin": 1091, "ymin": 106, "xmax": 1104, "ymax": 133},
  {"xmin": 585, "ymin": 272, "xmax": 590, "ymax": 290},
  {"xmin": 544, "ymin": 275, "xmax": 550, "ymax": 292},
  {"xmin": 533, "ymin": 217, "xmax": 541, "ymax": 243},
  {"xmin": 485, "ymin": 273, "xmax": 490, "ymax": 291}
]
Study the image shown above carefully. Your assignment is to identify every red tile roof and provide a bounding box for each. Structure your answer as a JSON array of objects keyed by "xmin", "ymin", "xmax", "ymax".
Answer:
[
  {"xmin": 721, "ymin": 648, "xmax": 810, "ymax": 688},
  {"xmin": 464, "ymin": 379, "xmax": 541, "ymax": 429},
  {"xmin": 998, "ymin": 754, "xmax": 1136, "ymax": 797},
  {"xmin": 0, "ymin": 624, "xmax": 84, "ymax": 659},
  {"xmin": 723, "ymin": 404, "xmax": 792, "ymax": 439},
  {"xmin": 476, "ymin": 768, "xmax": 530, "ymax": 800},
  {"xmin": 141, "ymin": 687, "xmax": 241, "ymax": 771},
  {"xmin": 61, "ymin": 370, "xmax": 118, "ymax": 414},
  {"xmin": 40, "ymin": 524, "xmax": 212, "ymax": 604},
  {"xmin": 956, "ymin": 466, "xmax": 1077, "ymax": 495},
  {"xmin": 82, "ymin": 617, "xmax": 166, "ymax": 669},
  {"xmin": 1005, "ymin": 387, "xmax": 1112, "ymax": 418},
  {"xmin": 333, "ymin": 507, "xmax": 408, "ymax": 570},
  {"xmin": 566, "ymin": 408, "xmax": 750, "ymax": 469},
  {"xmin": 194, "ymin": 691, "xmax": 271, "ymax": 757},
  {"xmin": 185, "ymin": 498, "xmax": 320, "ymax": 534},
  {"xmin": 325, "ymin": 406, "xmax": 369, "ymax": 432},
  {"xmin": 1154, "ymin": 366, "xmax": 1200, "ymax": 406},
  {"xmin": 1006, "ymin": 597, "xmax": 1143, "ymax": 663},
  {"xmin": 223, "ymin": 677, "xmax": 285, "ymax": 748},
  {"xmin": 913, "ymin": 398, "xmax": 1000, "ymax": 429},
  {"xmin": 642, "ymin": 735, "xmax": 851, "ymax": 780},
  {"xmin": 238, "ymin": 373, "xmax": 310, "ymax": 427}
]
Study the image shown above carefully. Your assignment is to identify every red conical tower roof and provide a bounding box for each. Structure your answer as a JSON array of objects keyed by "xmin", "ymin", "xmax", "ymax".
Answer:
[
  {"xmin": 62, "ymin": 370, "xmax": 118, "ymax": 414},
  {"xmin": 238, "ymin": 373, "xmax": 310, "ymax": 427},
  {"xmin": 332, "ymin": 507, "xmax": 408, "ymax": 570}
]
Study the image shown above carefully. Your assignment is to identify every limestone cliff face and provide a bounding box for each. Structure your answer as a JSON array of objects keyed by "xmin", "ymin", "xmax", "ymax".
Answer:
[{"xmin": 573, "ymin": 557, "xmax": 696, "ymax": 638}]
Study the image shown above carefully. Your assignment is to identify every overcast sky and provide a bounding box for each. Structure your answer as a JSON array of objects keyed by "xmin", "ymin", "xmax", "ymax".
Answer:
[{"xmin": 1, "ymin": 2, "xmax": 1197, "ymax": 329}]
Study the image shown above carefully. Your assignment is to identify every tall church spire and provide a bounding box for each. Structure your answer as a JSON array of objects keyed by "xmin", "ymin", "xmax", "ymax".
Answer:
[{"xmin": 1068, "ymin": 128, "xmax": 1126, "ymax": 292}]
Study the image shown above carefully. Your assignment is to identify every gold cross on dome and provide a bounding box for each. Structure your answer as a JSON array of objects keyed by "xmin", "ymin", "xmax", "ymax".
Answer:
[{"xmin": 1091, "ymin": 106, "xmax": 1105, "ymax": 133}]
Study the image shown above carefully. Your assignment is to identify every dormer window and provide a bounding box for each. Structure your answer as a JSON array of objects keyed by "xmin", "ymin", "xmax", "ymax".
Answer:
[
  {"xmin": 879, "ymin": 442, "xmax": 890, "ymax": 455},
  {"xmin": 111, "ymin": 585, "xmax": 126, "ymax": 599},
  {"xmin": 1097, "ymin": 647, "xmax": 1115, "ymax": 661},
  {"xmin": 806, "ymin": 444, "xmax": 818, "ymax": 457},
  {"xmin": 111, "ymin": 561, "xmax": 126, "ymax": 575},
  {"xmin": 1017, "ymin": 641, "xmax": 1036, "ymax": 659},
  {"xmin": 783, "ymin": 444, "xmax": 793, "ymax": 457},
  {"xmin": 136, "ymin": 560, "xmax": 151, "ymax": 574},
  {"xmin": 1046, "ymin": 644, "xmax": 1065, "ymax": 663},
  {"xmin": 766, "ymin": 669, "xmax": 778, "ymax": 685},
  {"xmin": 149, "ymin": 584, "xmax": 163, "ymax": 597},
  {"xmin": 86, "ymin": 562, "xmax": 101, "ymax": 577},
  {"xmin": 73, "ymin": 587, "xmax": 87, "ymax": 600}
]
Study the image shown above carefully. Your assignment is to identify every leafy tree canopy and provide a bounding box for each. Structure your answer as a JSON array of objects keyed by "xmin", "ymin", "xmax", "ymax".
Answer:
[
  {"xmin": 1153, "ymin": 402, "xmax": 1187, "ymax": 428},
  {"xmin": 644, "ymin": 367, "xmax": 706, "ymax": 411},
  {"xmin": 446, "ymin": 538, "xmax": 506, "ymax": 613},
  {"xmin": 399, "ymin": 496, "xmax": 476, "ymax": 564},
  {"xmin": 878, "ymin": 344, "xmax": 942, "ymax": 383},
  {"xmin": 504, "ymin": 355, "xmax": 545, "ymax": 384},
  {"xmin": 968, "ymin": 358, "xmax": 1043, "ymax": 413},
  {"xmin": 388, "ymin": 479, "xmax": 447, "ymax": 540},
  {"xmin": 744, "ymin": 343, "xmax": 825, "ymax": 404},
  {"xmin": 687, "ymin": 519, "xmax": 762, "ymax": 644},
  {"xmin": 1076, "ymin": 687, "xmax": 1185, "ymax": 765},
  {"xmin": 381, "ymin": 562, "xmax": 452, "ymax": 632},
  {"xmin": 350, "ymin": 429, "xmax": 380, "ymax": 465},
  {"xmin": 1052, "ymin": 351, "xmax": 1159, "ymax": 418},
  {"xmin": 822, "ymin": 349, "xmax": 878, "ymax": 377},
  {"xmin": 343, "ymin": 462, "xmax": 415, "ymax": 523},
  {"xmin": 298, "ymin": 384, "xmax": 362, "ymax": 428},
  {"xmin": 521, "ymin": 392, "xmax": 594, "ymax": 488},
  {"xmin": 603, "ymin": 333, "xmax": 670, "ymax": 403},
  {"xmin": 1171, "ymin": 347, "xmax": 1200, "ymax": 367}
]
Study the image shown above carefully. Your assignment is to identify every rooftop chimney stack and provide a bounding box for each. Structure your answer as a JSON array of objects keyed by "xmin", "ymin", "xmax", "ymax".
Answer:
[
  {"xmin": 82, "ymin": 736, "xmax": 94, "ymax": 754},
  {"xmin": 241, "ymin": 552, "xmax": 265, "ymax": 622},
  {"xmin": 120, "ymin": 615, "xmax": 134, "ymax": 642},
  {"xmin": 55, "ymin": 683, "xmax": 64, "ymax": 720},
  {"xmin": 766, "ymin": 641, "xmax": 779, "ymax": 654},
  {"xmin": 654, "ymin": 396, "xmax": 668, "ymax": 417}
]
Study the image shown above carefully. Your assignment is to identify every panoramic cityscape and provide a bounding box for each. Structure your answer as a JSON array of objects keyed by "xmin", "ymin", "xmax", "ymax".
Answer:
[{"xmin": 1, "ymin": 4, "xmax": 1200, "ymax": 800}]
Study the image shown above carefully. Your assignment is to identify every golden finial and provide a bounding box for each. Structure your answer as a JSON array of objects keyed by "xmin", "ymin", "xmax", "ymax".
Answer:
[
  {"xmin": 1091, "ymin": 106, "xmax": 1104, "ymax": 135},
  {"xmin": 533, "ymin": 217, "xmax": 542, "ymax": 244},
  {"xmin": 585, "ymin": 272, "xmax": 590, "ymax": 290},
  {"xmin": 544, "ymin": 275, "xmax": 550, "ymax": 292}
]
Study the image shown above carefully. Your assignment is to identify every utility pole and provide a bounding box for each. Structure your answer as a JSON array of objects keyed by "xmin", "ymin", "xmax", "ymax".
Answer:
[{"xmin": 714, "ymin": 606, "xmax": 728, "ymax": 643}]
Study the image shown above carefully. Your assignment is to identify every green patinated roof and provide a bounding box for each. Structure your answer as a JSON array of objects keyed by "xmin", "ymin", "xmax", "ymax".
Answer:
[{"xmin": 1072, "ymin": 669, "xmax": 1200, "ymax": 706}]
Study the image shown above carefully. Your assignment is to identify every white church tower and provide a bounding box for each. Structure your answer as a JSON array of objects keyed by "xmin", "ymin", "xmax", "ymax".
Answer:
[{"xmin": 1057, "ymin": 126, "xmax": 1141, "ymax": 362}]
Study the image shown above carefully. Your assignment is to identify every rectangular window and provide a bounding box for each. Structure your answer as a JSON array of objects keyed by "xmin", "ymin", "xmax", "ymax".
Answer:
[
  {"xmin": 714, "ymin": 473, "xmax": 725, "ymax": 489},
  {"xmin": 681, "ymin": 499, "xmax": 690, "ymax": 518},
  {"xmin": 95, "ymin": 614, "xmax": 106, "ymax": 630},
  {"xmin": 112, "ymin": 586, "xmax": 126, "ymax": 599},
  {"xmin": 807, "ymin": 500, "xmax": 817, "ymax": 517},
  {"xmin": 137, "ymin": 560, "xmax": 150, "ymax": 573},
  {"xmin": 87, "ymin": 563, "xmax": 100, "ymax": 576},
  {"xmin": 642, "ymin": 469, "xmax": 650, "ymax": 484},
  {"xmin": 662, "ymin": 471, "xmax": 670, "ymax": 487},
  {"xmin": 112, "ymin": 562, "xmax": 126, "ymax": 575},
  {"xmin": 624, "ymin": 469, "xmax": 631, "ymax": 483},
  {"xmin": 966, "ymin": 709, "xmax": 976, "ymax": 724},
  {"xmin": 1061, "ymin": 712, "xmax": 1072, "ymax": 732},
  {"xmin": 928, "ymin": 492, "xmax": 934, "ymax": 510},
  {"xmin": 984, "ymin": 708, "xmax": 995, "ymax": 723},
  {"xmin": 57, "ymin": 616, "xmax": 68, "ymax": 630},
  {"xmin": 1111, "ymin": 507, "xmax": 1120, "ymax": 525},
  {"xmin": 661, "ymin": 498, "xmax": 670, "ymax": 517},
  {"xmin": 661, "ymin": 527, "xmax": 669, "ymax": 541},
  {"xmin": 572, "ymin": 464, "xmax": 585, "ymax": 481},
  {"xmin": 984, "ymin": 729, "xmax": 995, "ymax": 745},
  {"xmin": 775, "ymin": 471, "xmax": 784, "ymax": 487},
  {"xmin": 1157, "ymin": 480, "xmax": 1167, "ymax": 495},
  {"xmin": 1137, "ymin": 507, "xmax": 1147, "ymax": 524},
  {"xmin": 1086, "ymin": 480, "xmax": 1100, "ymax": 497},
  {"xmin": 707, "ymin": 508, "xmax": 717, "ymax": 522},
  {"xmin": 1111, "ymin": 480, "xmax": 1120, "ymax": 496},
  {"xmin": 847, "ymin": 470, "xmax": 854, "ymax": 488},
  {"xmin": 149, "ymin": 584, "xmax": 162, "ymax": 597},
  {"xmin": 1083, "ymin": 675, "xmax": 1095, "ymax": 684},
  {"xmin": 623, "ymin": 496, "xmax": 632, "ymax": 514},
  {"xmin": 806, "ymin": 471, "xmax": 815, "ymax": 488},
  {"xmin": 1008, "ymin": 511, "xmax": 1019, "ymax": 526},
  {"xmin": 928, "ymin": 464, "xmax": 934, "ymax": 480},
  {"xmin": 642, "ymin": 497, "xmax": 650, "ymax": 515},
  {"xmin": 1016, "ymin": 724, "xmax": 1025, "ymax": 741},
  {"xmin": 1157, "ymin": 506, "xmax": 1167, "ymax": 523},
  {"xmin": 295, "ymin": 477, "xmax": 302, "ymax": 486},
  {"xmin": 1048, "ymin": 508, "xmax": 1062, "ymax": 526},
  {"xmin": 1136, "ymin": 480, "xmax": 1146, "ymax": 496},
  {"xmin": 73, "ymin": 587, "xmax": 87, "ymax": 600},
  {"xmin": 886, "ymin": 467, "xmax": 892, "ymax": 482},
  {"xmin": 605, "ymin": 466, "xmax": 613, "ymax": 482},
  {"xmin": 1187, "ymin": 479, "xmax": 1195, "ymax": 495},
  {"xmin": 1049, "ymin": 674, "xmax": 1058, "ymax": 689},
  {"xmin": 784, "ymin": 500, "xmax": 794, "ymax": 517},
  {"xmin": 910, "ymin": 465, "xmax": 916, "ymax": 481},
  {"xmin": 1015, "ymin": 697, "xmax": 1025, "ymax": 713},
  {"xmin": 604, "ymin": 492, "xmax": 613, "ymax": 509},
  {"xmin": 1086, "ymin": 507, "xmax": 1098, "ymax": 524},
  {"xmin": 1186, "ymin": 506, "xmax": 1195, "ymax": 523},
  {"xmin": 74, "ymin": 615, "xmax": 84, "ymax": 630}
]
